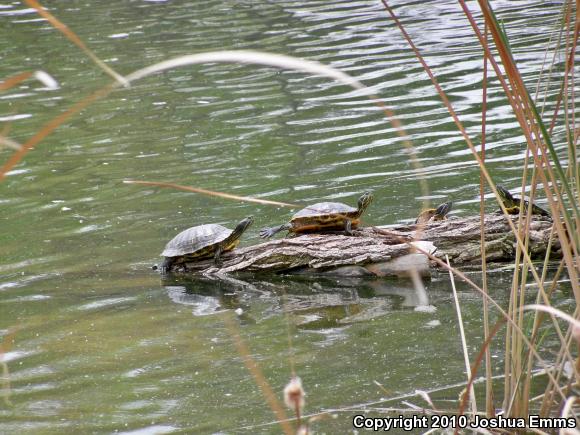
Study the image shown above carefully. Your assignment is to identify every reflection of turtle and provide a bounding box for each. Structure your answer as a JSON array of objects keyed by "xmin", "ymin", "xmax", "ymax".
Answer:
[
  {"xmin": 259, "ymin": 192, "xmax": 373, "ymax": 239},
  {"xmin": 496, "ymin": 185, "xmax": 550, "ymax": 217},
  {"xmin": 415, "ymin": 201, "xmax": 452, "ymax": 224},
  {"xmin": 159, "ymin": 216, "xmax": 253, "ymax": 273}
]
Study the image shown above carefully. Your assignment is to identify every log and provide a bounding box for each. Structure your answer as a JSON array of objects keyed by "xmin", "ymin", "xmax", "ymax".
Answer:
[{"xmin": 168, "ymin": 214, "xmax": 559, "ymax": 278}]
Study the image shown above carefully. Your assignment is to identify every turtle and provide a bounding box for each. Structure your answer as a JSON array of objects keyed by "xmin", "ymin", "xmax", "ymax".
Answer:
[
  {"xmin": 496, "ymin": 185, "xmax": 550, "ymax": 217},
  {"xmin": 415, "ymin": 201, "xmax": 453, "ymax": 224},
  {"xmin": 259, "ymin": 191, "xmax": 373, "ymax": 239},
  {"xmin": 159, "ymin": 216, "xmax": 254, "ymax": 274}
]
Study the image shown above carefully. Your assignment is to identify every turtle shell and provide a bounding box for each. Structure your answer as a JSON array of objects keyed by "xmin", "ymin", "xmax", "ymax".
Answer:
[
  {"xmin": 161, "ymin": 224, "xmax": 232, "ymax": 258},
  {"xmin": 292, "ymin": 202, "xmax": 357, "ymax": 219}
]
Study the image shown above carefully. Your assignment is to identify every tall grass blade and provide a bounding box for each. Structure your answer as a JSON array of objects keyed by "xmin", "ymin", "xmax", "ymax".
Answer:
[
  {"xmin": 381, "ymin": 0, "xmax": 560, "ymax": 321},
  {"xmin": 446, "ymin": 255, "xmax": 477, "ymax": 416},
  {"xmin": 478, "ymin": 0, "xmax": 579, "ymax": 249}
]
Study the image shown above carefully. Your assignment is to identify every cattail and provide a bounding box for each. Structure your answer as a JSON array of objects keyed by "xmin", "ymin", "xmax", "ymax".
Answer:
[
  {"xmin": 572, "ymin": 323, "xmax": 580, "ymax": 346},
  {"xmin": 283, "ymin": 376, "xmax": 305, "ymax": 417}
]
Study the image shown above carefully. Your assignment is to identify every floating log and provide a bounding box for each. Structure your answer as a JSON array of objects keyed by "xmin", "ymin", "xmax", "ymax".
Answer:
[{"xmin": 169, "ymin": 214, "xmax": 559, "ymax": 278}]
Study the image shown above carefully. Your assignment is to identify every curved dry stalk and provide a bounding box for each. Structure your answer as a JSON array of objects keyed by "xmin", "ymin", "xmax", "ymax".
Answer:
[
  {"xmin": 123, "ymin": 51, "xmax": 368, "ymax": 95},
  {"xmin": 1, "ymin": 50, "xmax": 422, "ymax": 193},
  {"xmin": 524, "ymin": 305, "xmax": 580, "ymax": 329},
  {"xmin": 120, "ymin": 50, "xmax": 430, "ymax": 200}
]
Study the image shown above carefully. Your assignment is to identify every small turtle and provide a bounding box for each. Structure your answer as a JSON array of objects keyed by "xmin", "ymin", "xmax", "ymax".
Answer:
[
  {"xmin": 259, "ymin": 191, "xmax": 373, "ymax": 239},
  {"xmin": 496, "ymin": 185, "xmax": 550, "ymax": 217},
  {"xmin": 159, "ymin": 216, "xmax": 253, "ymax": 274},
  {"xmin": 415, "ymin": 201, "xmax": 453, "ymax": 224}
]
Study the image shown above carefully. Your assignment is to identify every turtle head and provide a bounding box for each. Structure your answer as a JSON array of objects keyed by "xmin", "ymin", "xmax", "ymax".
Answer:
[
  {"xmin": 233, "ymin": 216, "xmax": 254, "ymax": 238},
  {"xmin": 357, "ymin": 191, "xmax": 374, "ymax": 216},
  {"xmin": 496, "ymin": 185, "xmax": 515, "ymax": 205},
  {"xmin": 434, "ymin": 201, "xmax": 452, "ymax": 218}
]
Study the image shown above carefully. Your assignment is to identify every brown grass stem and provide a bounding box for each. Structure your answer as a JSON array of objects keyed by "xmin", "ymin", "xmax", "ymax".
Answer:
[
  {"xmin": 222, "ymin": 313, "xmax": 293, "ymax": 435},
  {"xmin": 123, "ymin": 180, "xmax": 297, "ymax": 208},
  {"xmin": 480, "ymin": 22, "xmax": 494, "ymax": 416},
  {"xmin": 0, "ymin": 84, "xmax": 113, "ymax": 181},
  {"xmin": 459, "ymin": 1, "xmax": 580, "ymax": 257},
  {"xmin": 455, "ymin": 319, "xmax": 505, "ymax": 434},
  {"xmin": 381, "ymin": 0, "xmax": 567, "ymax": 335},
  {"xmin": 0, "ymin": 71, "xmax": 33, "ymax": 91},
  {"xmin": 23, "ymin": 0, "xmax": 127, "ymax": 86}
]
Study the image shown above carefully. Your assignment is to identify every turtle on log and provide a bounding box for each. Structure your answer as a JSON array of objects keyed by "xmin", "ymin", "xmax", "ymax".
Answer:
[
  {"xmin": 159, "ymin": 216, "xmax": 253, "ymax": 274},
  {"xmin": 259, "ymin": 192, "xmax": 373, "ymax": 239}
]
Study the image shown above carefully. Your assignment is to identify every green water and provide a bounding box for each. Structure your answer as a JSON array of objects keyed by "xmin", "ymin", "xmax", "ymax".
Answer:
[{"xmin": 0, "ymin": 1, "xmax": 574, "ymax": 433}]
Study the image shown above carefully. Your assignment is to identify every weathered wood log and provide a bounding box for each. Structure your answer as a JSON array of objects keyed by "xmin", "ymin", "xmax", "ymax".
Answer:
[
  {"xmin": 389, "ymin": 213, "xmax": 559, "ymax": 265},
  {"xmin": 168, "ymin": 213, "xmax": 559, "ymax": 278}
]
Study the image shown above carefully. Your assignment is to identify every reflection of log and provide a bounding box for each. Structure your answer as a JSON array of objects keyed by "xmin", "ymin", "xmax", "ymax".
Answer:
[
  {"xmin": 162, "ymin": 275, "xmax": 432, "ymax": 327},
  {"xmin": 173, "ymin": 214, "xmax": 558, "ymax": 277}
]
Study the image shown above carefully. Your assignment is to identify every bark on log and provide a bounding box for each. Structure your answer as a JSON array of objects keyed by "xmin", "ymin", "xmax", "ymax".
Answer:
[{"xmin": 172, "ymin": 214, "xmax": 559, "ymax": 277}]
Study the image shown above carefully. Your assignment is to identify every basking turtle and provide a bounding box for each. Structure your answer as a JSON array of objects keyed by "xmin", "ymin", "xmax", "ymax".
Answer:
[
  {"xmin": 496, "ymin": 185, "xmax": 550, "ymax": 217},
  {"xmin": 259, "ymin": 191, "xmax": 373, "ymax": 239},
  {"xmin": 159, "ymin": 216, "xmax": 253, "ymax": 273},
  {"xmin": 415, "ymin": 201, "xmax": 453, "ymax": 224}
]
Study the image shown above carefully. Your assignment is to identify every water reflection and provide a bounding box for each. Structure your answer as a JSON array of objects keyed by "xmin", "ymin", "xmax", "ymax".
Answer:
[{"xmin": 163, "ymin": 274, "xmax": 432, "ymax": 328}]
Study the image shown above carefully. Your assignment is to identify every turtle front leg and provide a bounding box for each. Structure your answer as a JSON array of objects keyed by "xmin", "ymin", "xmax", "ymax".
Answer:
[
  {"xmin": 259, "ymin": 223, "xmax": 291, "ymax": 239},
  {"xmin": 159, "ymin": 257, "xmax": 173, "ymax": 275},
  {"xmin": 214, "ymin": 245, "xmax": 224, "ymax": 267},
  {"xmin": 344, "ymin": 219, "xmax": 353, "ymax": 236}
]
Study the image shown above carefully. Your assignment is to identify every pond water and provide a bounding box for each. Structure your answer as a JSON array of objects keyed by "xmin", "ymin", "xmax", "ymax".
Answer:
[{"xmin": 0, "ymin": 0, "xmax": 574, "ymax": 433}]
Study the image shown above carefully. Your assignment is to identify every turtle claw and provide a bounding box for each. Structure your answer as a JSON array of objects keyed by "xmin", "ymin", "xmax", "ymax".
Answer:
[
  {"xmin": 259, "ymin": 228, "xmax": 275, "ymax": 239},
  {"xmin": 260, "ymin": 224, "xmax": 289, "ymax": 239}
]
